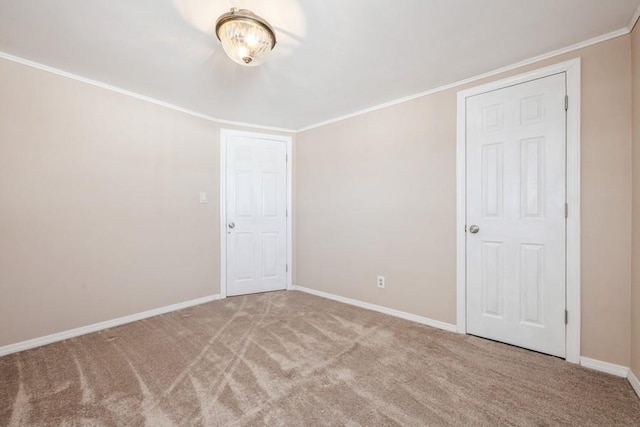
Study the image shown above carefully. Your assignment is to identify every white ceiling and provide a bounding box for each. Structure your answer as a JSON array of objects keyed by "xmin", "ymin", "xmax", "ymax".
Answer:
[{"xmin": 0, "ymin": 1, "xmax": 639, "ymax": 130}]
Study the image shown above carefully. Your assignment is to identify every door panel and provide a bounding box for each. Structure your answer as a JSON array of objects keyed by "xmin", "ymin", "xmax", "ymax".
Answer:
[
  {"xmin": 482, "ymin": 143, "xmax": 503, "ymax": 218},
  {"xmin": 481, "ymin": 241, "xmax": 504, "ymax": 318},
  {"xmin": 520, "ymin": 243, "xmax": 544, "ymax": 326},
  {"xmin": 521, "ymin": 137, "xmax": 544, "ymax": 217},
  {"xmin": 226, "ymin": 135, "xmax": 287, "ymax": 297},
  {"xmin": 466, "ymin": 73, "xmax": 566, "ymax": 357}
]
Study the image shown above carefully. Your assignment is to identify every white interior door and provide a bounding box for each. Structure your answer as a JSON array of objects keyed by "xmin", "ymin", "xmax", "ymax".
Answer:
[
  {"xmin": 225, "ymin": 134, "xmax": 287, "ymax": 297},
  {"xmin": 465, "ymin": 73, "xmax": 567, "ymax": 357}
]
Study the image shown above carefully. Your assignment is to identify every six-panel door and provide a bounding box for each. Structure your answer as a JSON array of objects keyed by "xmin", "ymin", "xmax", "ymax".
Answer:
[
  {"xmin": 226, "ymin": 135, "xmax": 287, "ymax": 297},
  {"xmin": 466, "ymin": 73, "xmax": 567, "ymax": 357}
]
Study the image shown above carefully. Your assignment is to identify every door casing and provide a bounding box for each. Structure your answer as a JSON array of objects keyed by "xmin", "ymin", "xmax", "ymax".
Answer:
[
  {"xmin": 219, "ymin": 129, "xmax": 293, "ymax": 298},
  {"xmin": 455, "ymin": 59, "xmax": 581, "ymax": 363}
]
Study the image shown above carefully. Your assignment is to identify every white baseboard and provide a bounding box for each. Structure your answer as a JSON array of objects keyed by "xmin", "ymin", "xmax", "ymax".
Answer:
[
  {"xmin": 580, "ymin": 357, "xmax": 630, "ymax": 377},
  {"xmin": 0, "ymin": 294, "xmax": 220, "ymax": 357},
  {"xmin": 628, "ymin": 370, "xmax": 640, "ymax": 399},
  {"xmin": 291, "ymin": 285, "xmax": 457, "ymax": 333}
]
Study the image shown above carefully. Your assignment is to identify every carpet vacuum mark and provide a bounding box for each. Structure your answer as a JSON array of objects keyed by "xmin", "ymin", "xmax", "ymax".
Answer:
[{"xmin": 1, "ymin": 290, "xmax": 639, "ymax": 426}]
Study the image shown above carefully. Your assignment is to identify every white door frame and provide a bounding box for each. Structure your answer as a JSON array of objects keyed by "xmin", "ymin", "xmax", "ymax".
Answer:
[
  {"xmin": 455, "ymin": 58, "xmax": 581, "ymax": 363},
  {"xmin": 219, "ymin": 129, "xmax": 293, "ymax": 299}
]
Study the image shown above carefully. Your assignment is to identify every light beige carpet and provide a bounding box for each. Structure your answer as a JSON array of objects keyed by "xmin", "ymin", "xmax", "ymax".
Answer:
[{"xmin": 1, "ymin": 290, "xmax": 639, "ymax": 426}]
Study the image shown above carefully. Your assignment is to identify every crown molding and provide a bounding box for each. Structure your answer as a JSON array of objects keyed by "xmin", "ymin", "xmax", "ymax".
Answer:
[
  {"xmin": 0, "ymin": 51, "xmax": 296, "ymax": 134},
  {"xmin": 296, "ymin": 26, "xmax": 629, "ymax": 133},
  {"xmin": 629, "ymin": 4, "xmax": 640, "ymax": 32},
  {"xmin": 0, "ymin": 17, "xmax": 635, "ymax": 135}
]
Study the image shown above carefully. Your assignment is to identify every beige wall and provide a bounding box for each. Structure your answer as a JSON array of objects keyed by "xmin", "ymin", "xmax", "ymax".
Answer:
[
  {"xmin": 631, "ymin": 22, "xmax": 640, "ymax": 377},
  {"xmin": 0, "ymin": 57, "xmax": 293, "ymax": 346},
  {"xmin": 296, "ymin": 36, "xmax": 633, "ymax": 365}
]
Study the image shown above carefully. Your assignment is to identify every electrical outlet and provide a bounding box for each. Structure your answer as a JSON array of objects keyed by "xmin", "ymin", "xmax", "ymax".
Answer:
[{"xmin": 377, "ymin": 275, "xmax": 385, "ymax": 288}]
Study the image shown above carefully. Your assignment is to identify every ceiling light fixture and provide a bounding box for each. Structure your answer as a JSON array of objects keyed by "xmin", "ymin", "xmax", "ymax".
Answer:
[{"xmin": 215, "ymin": 8, "xmax": 277, "ymax": 66}]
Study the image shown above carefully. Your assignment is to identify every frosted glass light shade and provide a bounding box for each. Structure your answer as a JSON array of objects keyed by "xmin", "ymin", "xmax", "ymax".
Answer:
[{"xmin": 215, "ymin": 8, "xmax": 276, "ymax": 66}]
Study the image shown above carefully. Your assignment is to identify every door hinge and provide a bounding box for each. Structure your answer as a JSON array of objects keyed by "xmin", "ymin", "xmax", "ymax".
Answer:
[
  {"xmin": 286, "ymin": 154, "xmax": 289, "ymax": 163},
  {"xmin": 565, "ymin": 95, "xmax": 569, "ymax": 111},
  {"xmin": 565, "ymin": 203, "xmax": 568, "ymax": 218},
  {"xmin": 286, "ymin": 264, "xmax": 288, "ymax": 273},
  {"xmin": 286, "ymin": 209, "xmax": 288, "ymax": 217},
  {"xmin": 565, "ymin": 310, "xmax": 568, "ymax": 325}
]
